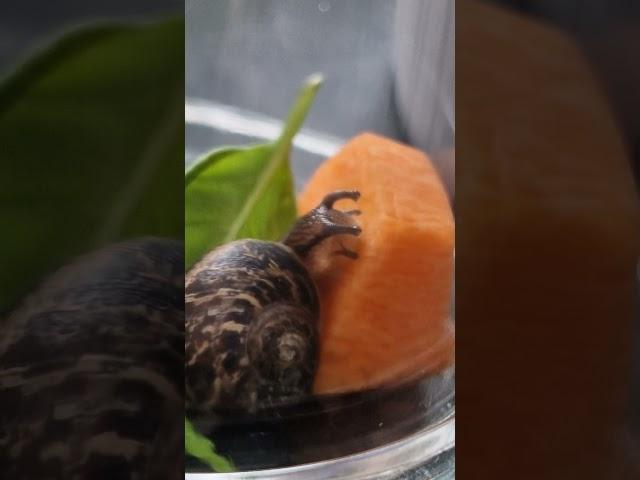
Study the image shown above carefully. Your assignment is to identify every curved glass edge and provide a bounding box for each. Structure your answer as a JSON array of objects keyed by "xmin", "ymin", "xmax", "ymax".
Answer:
[{"xmin": 185, "ymin": 412, "xmax": 454, "ymax": 480}]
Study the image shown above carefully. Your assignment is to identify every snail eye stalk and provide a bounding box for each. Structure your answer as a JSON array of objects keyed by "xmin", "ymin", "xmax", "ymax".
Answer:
[{"xmin": 283, "ymin": 190, "xmax": 362, "ymax": 258}]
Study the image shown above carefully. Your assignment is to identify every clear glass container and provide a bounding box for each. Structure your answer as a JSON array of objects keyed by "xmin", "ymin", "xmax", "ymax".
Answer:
[
  {"xmin": 185, "ymin": 106, "xmax": 455, "ymax": 479},
  {"xmin": 185, "ymin": 1, "xmax": 454, "ymax": 477}
]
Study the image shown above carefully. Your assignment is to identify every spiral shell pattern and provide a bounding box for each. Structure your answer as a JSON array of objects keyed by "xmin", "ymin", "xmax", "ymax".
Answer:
[{"xmin": 185, "ymin": 239, "xmax": 319, "ymax": 412}]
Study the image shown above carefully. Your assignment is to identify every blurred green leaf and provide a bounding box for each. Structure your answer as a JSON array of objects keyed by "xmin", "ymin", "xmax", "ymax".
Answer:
[
  {"xmin": 0, "ymin": 19, "xmax": 184, "ymax": 312},
  {"xmin": 185, "ymin": 74, "xmax": 322, "ymax": 269},
  {"xmin": 185, "ymin": 417, "xmax": 235, "ymax": 473}
]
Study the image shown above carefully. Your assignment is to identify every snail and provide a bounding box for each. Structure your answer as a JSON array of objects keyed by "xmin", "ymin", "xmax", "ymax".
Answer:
[
  {"xmin": 186, "ymin": 190, "xmax": 362, "ymax": 413},
  {"xmin": 0, "ymin": 238, "xmax": 184, "ymax": 480}
]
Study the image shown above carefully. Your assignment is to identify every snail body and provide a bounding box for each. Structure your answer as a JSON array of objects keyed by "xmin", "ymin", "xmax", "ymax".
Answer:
[{"xmin": 186, "ymin": 190, "xmax": 361, "ymax": 413}]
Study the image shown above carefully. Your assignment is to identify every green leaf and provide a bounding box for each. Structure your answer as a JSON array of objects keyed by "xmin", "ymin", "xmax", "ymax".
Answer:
[
  {"xmin": 0, "ymin": 19, "xmax": 184, "ymax": 312},
  {"xmin": 185, "ymin": 418, "xmax": 235, "ymax": 473},
  {"xmin": 185, "ymin": 74, "xmax": 322, "ymax": 269},
  {"xmin": 184, "ymin": 75, "xmax": 323, "ymax": 471}
]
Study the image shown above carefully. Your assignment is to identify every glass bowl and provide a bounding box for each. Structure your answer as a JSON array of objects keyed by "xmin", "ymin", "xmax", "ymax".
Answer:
[{"xmin": 185, "ymin": 104, "xmax": 455, "ymax": 478}]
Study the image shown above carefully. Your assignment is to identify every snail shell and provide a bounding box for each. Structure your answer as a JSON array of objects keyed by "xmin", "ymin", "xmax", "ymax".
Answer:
[
  {"xmin": 0, "ymin": 238, "xmax": 184, "ymax": 480},
  {"xmin": 186, "ymin": 190, "xmax": 362, "ymax": 413},
  {"xmin": 186, "ymin": 240, "xmax": 319, "ymax": 412}
]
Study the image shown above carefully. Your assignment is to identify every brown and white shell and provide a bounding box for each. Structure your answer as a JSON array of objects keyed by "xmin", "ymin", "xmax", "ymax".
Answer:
[
  {"xmin": 0, "ymin": 238, "xmax": 184, "ymax": 480},
  {"xmin": 185, "ymin": 239, "xmax": 320, "ymax": 413}
]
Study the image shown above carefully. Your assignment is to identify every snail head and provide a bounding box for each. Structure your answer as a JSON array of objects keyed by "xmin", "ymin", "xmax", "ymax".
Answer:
[{"xmin": 283, "ymin": 190, "xmax": 362, "ymax": 259}]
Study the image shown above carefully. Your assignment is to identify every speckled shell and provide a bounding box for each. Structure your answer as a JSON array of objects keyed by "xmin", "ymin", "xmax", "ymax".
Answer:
[
  {"xmin": 185, "ymin": 239, "xmax": 319, "ymax": 413},
  {"xmin": 0, "ymin": 238, "xmax": 184, "ymax": 480}
]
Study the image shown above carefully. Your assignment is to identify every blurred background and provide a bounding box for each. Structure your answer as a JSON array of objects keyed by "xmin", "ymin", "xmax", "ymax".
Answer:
[
  {"xmin": 185, "ymin": 0, "xmax": 455, "ymax": 194},
  {"xmin": 489, "ymin": 0, "xmax": 640, "ymax": 187},
  {"xmin": 0, "ymin": 0, "xmax": 183, "ymax": 316},
  {"xmin": 0, "ymin": 2, "xmax": 185, "ymax": 479},
  {"xmin": 0, "ymin": 0, "xmax": 179, "ymax": 71},
  {"xmin": 489, "ymin": 0, "xmax": 640, "ymax": 454}
]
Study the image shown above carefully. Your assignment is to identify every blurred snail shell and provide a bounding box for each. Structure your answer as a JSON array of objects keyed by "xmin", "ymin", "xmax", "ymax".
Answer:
[
  {"xmin": 0, "ymin": 238, "xmax": 184, "ymax": 480},
  {"xmin": 186, "ymin": 190, "xmax": 362, "ymax": 413}
]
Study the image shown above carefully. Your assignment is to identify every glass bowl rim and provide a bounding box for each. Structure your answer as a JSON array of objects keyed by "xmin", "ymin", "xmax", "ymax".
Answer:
[{"xmin": 185, "ymin": 409, "xmax": 454, "ymax": 479}]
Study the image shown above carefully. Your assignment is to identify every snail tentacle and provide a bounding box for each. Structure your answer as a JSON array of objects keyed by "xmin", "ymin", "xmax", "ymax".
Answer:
[{"xmin": 283, "ymin": 190, "xmax": 362, "ymax": 258}]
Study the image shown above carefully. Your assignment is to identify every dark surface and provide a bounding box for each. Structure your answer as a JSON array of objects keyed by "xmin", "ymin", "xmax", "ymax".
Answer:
[
  {"xmin": 456, "ymin": 1, "xmax": 640, "ymax": 478},
  {"xmin": 459, "ymin": 3, "xmax": 639, "ymax": 474},
  {"xmin": 487, "ymin": 0, "xmax": 640, "ymax": 186},
  {"xmin": 188, "ymin": 371, "xmax": 453, "ymax": 471},
  {"xmin": 486, "ymin": 0, "xmax": 640, "ymax": 468}
]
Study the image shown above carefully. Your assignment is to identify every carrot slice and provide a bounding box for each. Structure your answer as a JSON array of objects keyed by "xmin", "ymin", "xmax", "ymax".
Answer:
[{"xmin": 298, "ymin": 133, "xmax": 455, "ymax": 394}]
